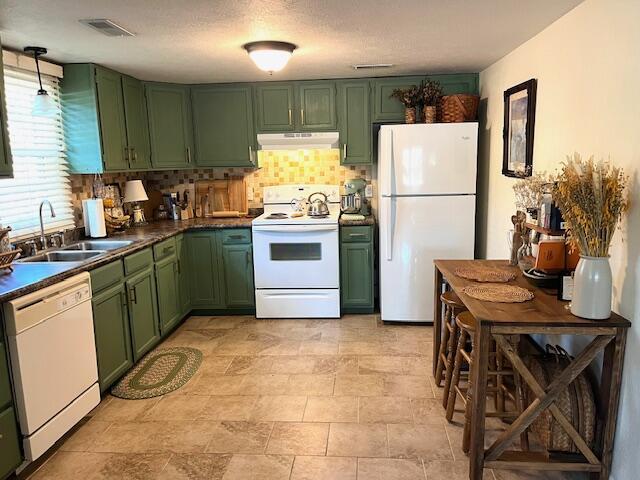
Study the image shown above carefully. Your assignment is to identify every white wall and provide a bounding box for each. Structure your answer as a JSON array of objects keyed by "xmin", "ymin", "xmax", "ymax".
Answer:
[{"xmin": 477, "ymin": 0, "xmax": 640, "ymax": 478}]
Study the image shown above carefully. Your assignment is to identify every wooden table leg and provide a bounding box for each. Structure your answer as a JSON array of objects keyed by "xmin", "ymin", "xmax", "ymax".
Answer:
[
  {"xmin": 433, "ymin": 266, "xmax": 444, "ymax": 378},
  {"xmin": 594, "ymin": 327, "xmax": 627, "ymax": 480},
  {"xmin": 468, "ymin": 322, "xmax": 491, "ymax": 480}
]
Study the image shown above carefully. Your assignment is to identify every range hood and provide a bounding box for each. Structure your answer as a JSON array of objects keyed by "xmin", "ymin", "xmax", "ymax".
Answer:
[{"xmin": 257, "ymin": 132, "xmax": 339, "ymax": 151}]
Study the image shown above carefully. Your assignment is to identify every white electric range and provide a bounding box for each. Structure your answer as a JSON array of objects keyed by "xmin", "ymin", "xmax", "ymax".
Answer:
[{"xmin": 252, "ymin": 184, "xmax": 341, "ymax": 318}]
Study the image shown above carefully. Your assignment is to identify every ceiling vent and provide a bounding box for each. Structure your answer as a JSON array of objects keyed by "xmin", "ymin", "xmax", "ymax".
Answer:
[
  {"xmin": 352, "ymin": 63, "xmax": 394, "ymax": 70},
  {"xmin": 79, "ymin": 19, "xmax": 135, "ymax": 37}
]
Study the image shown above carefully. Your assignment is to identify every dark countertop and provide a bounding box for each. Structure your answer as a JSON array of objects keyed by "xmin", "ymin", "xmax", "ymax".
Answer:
[
  {"xmin": 339, "ymin": 215, "xmax": 376, "ymax": 226},
  {"xmin": 0, "ymin": 217, "xmax": 254, "ymax": 304}
]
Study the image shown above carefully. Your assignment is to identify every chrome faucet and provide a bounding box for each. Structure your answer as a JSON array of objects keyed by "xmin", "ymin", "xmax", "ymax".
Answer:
[{"xmin": 39, "ymin": 200, "xmax": 56, "ymax": 250}]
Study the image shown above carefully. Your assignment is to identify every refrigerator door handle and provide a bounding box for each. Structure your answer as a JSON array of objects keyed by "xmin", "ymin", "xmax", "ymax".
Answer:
[
  {"xmin": 385, "ymin": 196, "xmax": 395, "ymax": 261},
  {"xmin": 388, "ymin": 130, "xmax": 395, "ymax": 196}
]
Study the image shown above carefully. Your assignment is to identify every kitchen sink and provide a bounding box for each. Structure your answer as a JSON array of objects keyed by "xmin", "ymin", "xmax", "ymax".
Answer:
[
  {"xmin": 20, "ymin": 250, "xmax": 106, "ymax": 263},
  {"xmin": 63, "ymin": 240, "xmax": 134, "ymax": 251}
]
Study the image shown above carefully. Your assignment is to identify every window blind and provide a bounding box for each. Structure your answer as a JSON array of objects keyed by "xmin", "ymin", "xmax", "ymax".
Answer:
[{"xmin": 0, "ymin": 66, "xmax": 74, "ymax": 240}]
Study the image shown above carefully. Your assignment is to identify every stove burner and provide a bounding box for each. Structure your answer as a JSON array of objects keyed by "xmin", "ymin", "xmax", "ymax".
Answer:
[{"xmin": 266, "ymin": 213, "xmax": 288, "ymax": 219}]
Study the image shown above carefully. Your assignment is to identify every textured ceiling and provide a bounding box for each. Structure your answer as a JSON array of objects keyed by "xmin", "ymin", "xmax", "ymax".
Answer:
[{"xmin": 0, "ymin": 0, "xmax": 583, "ymax": 84}]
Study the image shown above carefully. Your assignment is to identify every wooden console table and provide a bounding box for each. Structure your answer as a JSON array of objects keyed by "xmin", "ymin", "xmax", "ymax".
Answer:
[{"xmin": 433, "ymin": 259, "xmax": 630, "ymax": 480}]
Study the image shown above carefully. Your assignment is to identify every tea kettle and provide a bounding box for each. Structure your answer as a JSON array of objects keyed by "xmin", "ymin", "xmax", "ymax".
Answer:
[{"xmin": 307, "ymin": 192, "xmax": 330, "ymax": 217}]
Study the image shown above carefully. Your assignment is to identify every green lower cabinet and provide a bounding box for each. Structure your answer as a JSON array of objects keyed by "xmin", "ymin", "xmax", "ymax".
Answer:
[
  {"xmin": 126, "ymin": 267, "xmax": 160, "ymax": 361},
  {"xmin": 155, "ymin": 255, "xmax": 181, "ymax": 336},
  {"xmin": 340, "ymin": 226, "xmax": 375, "ymax": 313},
  {"xmin": 92, "ymin": 283, "xmax": 133, "ymax": 392},
  {"xmin": 221, "ymin": 243, "xmax": 255, "ymax": 308},
  {"xmin": 176, "ymin": 234, "xmax": 191, "ymax": 316},
  {"xmin": 0, "ymin": 407, "xmax": 21, "ymax": 478},
  {"xmin": 187, "ymin": 231, "xmax": 225, "ymax": 309}
]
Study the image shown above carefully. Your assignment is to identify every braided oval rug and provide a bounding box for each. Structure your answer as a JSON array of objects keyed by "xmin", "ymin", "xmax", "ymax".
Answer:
[{"xmin": 111, "ymin": 346, "xmax": 203, "ymax": 399}]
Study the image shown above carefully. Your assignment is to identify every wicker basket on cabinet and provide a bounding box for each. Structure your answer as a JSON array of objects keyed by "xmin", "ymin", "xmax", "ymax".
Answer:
[{"xmin": 439, "ymin": 94, "xmax": 480, "ymax": 122}]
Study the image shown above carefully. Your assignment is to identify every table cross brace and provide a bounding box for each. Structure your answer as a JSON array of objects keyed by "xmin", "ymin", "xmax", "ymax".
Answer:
[{"xmin": 485, "ymin": 334, "xmax": 614, "ymax": 463}]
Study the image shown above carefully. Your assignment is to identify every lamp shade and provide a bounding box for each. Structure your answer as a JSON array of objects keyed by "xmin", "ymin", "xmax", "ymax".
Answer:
[
  {"xmin": 32, "ymin": 90, "xmax": 58, "ymax": 117},
  {"xmin": 123, "ymin": 180, "xmax": 148, "ymax": 203}
]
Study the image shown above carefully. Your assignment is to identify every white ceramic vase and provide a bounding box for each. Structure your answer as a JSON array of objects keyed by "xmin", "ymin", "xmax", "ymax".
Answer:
[{"xmin": 571, "ymin": 256, "xmax": 612, "ymax": 319}]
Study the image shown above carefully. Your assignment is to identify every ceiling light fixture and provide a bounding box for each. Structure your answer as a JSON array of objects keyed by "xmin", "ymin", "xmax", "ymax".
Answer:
[
  {"xmin": 243, "ymin": 41, "xmax": 297, "ymax": 74},
  {"xmin": 23, "ymin": 46, "xmax": 57, "ymax": 118}
]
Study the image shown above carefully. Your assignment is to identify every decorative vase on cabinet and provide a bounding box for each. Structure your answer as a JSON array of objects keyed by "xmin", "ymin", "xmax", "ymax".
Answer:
[
  {"xmin": 570, "ymin": 256, "xmax": 612, "ymax": 320},
  {"xmin": 404, "ymin": 107, "xmax": 417, "ymax": 124}
]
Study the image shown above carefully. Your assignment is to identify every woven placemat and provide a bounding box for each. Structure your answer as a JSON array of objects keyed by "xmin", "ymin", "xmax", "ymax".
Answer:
[
  {"xmin": 455, "ymin": 266, "xmax": 517, "ymax": 283},
  {"xmin": 462, "ymin": 283, "xmax": 534, "ymax": 303}
]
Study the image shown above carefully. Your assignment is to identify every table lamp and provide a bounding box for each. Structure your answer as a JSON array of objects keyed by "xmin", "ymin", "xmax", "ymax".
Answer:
[{"xmin": 123, "ymin": 180, "xmax": 149, "ymax": 225}]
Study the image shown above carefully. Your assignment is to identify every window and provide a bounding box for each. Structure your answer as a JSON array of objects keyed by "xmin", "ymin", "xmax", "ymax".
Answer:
[{"xmin": 0, "ymin": 66, "xmax": 74, "ymax": 239}]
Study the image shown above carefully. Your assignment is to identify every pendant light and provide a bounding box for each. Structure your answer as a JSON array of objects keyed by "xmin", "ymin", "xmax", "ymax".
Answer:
[
  {"xmin": 243, "ymin": 41, "xmax": 297, "ymax": 74},
  {"xmin": 23, "ymin": 46, "xmax": 57, "ymax": 118}
]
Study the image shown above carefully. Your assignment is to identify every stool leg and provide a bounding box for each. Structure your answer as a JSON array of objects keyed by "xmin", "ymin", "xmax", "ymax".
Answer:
[
  {"xmin": 462, "ymin": 332, "xmax": 476, "ymax": 454},
  {"xmin": 442, "ymin": 320, "xmax": 460, "ymax": 409},
  {"xmin": 446, "ymin": 329, "xmax": 468, "ymax": 421},
  {"xmin": 435, "ymin": 305, "xmax": 452, "ymax": 386},
  {"xmin": 489, "ymin": 338, "xmax": 498, "ymax": 411}
]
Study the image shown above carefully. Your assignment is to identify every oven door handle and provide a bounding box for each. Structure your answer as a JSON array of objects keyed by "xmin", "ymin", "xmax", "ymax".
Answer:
[{"xmin": 252, "ymin": 225, "xmax": 338, "ymax": 233}]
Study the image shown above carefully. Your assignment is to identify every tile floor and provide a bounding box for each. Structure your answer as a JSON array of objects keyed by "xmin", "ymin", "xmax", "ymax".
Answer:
[{"xmin": 29, "ymin": 314, "xmax": 585, "ymax": 480}]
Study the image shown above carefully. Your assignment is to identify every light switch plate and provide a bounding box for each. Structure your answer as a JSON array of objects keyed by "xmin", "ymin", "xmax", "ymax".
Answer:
[{"xmin": 365, "ymin": 184, "xmax": 373, "ymax": 198}]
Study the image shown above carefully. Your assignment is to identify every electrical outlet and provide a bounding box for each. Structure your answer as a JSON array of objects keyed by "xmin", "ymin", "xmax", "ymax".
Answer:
[
  {"xmin": 247, "ymin": 186, "xmax": 254, "ymax": 202},
  {"xmin": 365, "ymin": 184, "xmax": 373, "ymax": 198}
]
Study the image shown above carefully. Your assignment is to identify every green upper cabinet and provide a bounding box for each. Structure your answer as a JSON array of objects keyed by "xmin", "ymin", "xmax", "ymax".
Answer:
[
  {"xmin": 126, "ymin": 267, "xmax": 160, "ymax": 362},
  {"xmin": 62, "ymin": 64, "xmax": 154, "ymax": 173},
  {"xmin": 254, "ymin": 83, "xmax": 295, "ymax": 132},
  {"xmin": 337, "ymin": 81, "xmax": 371, "ymax": 165},
  {"xmin": 372, "ymin": 74, "xmax": 479, "ymax": 122},
  {"xmin": 0, "ymin": 37, "xmax": 13, "ymax": 177},
  {"xmin": 297, "ymin": 82, "xmax": 337, "ymax": 131},
  {"xmin": 121, "ymin": 76, "xmax": 152, "ymax": 170},
  {"xmin": 145, "ymin": 83, "xmax": 193, "ymax": 169},
  {"xmin": 95, "ymin": 67, "xmax": 128, "ymax": 171},
  {"xmin": 192, "ymin": 85, "xmax": 256, "ymax": 167}
]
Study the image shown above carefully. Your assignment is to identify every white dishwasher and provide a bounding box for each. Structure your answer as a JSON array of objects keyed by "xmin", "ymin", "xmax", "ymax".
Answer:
[{"xmin": 3, "ymin": 272, "xmax": 100, "ymax": 463}]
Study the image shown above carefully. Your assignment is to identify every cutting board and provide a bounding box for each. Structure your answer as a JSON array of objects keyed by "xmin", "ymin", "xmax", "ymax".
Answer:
[{"xmin": 195, "ymin": 178, "xmax": 247, "ymax": 217}]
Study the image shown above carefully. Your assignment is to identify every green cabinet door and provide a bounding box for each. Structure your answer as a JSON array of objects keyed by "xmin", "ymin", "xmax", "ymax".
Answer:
[
  {"xmin": 187, "ymin": 232, "xmax": 224, "ymax": 308},
  {"xmin": 338, "ymin": 81, "xmax": 371, "ymax": 164},
  {"xmin": 126, "ymin": 267, "xmax": 160, "ymax": 361},
  {"xmin": 155, "ymin": 255, "xmax": 181, "ymax": 335},
  {"xmin": 340, "ymin": 226, "xmax": 374, "ymax": 313},
  {"xmin": 145, "ymin": 83, "xmax": 193, "ymax": 169},
  {"xmin": 0, "ymin": 37, "xmax": 13, "ymax": 177},
  {"xmin": 222, "ymin": 243, "xmax": 255, "ymax": 308},
  {"xmin": 176, "ymin": 234, "xmax": 191, "ymax": 316},
  {"xmin": 371, "ymin": 76, "xmax": 425, "ymax": 123},
  {"xmin": 0, "ymin": 345, "xmax": 12, "ymax": 410},
  {"xmin": 192, "ymin": 85, "xmax": 256, "ymax": 167},
  {"xmin": 95, "ymin": 67, "xmax": 128, "ymax": 171},
  {"xmin": 0, "ymin": 407, "xmax": 21, "ymax": 478},
  {"xmin": 255, "ymin": 83, "xmax": 295, "ymax": 132},
  {"xmin": 297, "ymin": 82, "xmax": 337, "ymax": 130},
  {"xmin": 92, "ymin": 283, "xmax": 133, "ymax": 392},
  {"xmin": 122, "ymin": 75, "xmax": 151, "ymax": 170}
]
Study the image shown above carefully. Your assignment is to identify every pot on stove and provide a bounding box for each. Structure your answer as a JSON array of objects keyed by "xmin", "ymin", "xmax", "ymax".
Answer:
[{"xmin": 307, "ymin": 192, "xmax": 330, "ymax": 217}]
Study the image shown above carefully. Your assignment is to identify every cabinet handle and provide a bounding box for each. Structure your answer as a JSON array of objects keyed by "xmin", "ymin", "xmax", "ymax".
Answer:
[
  {"xmin": 301, "ymin": 108, "xmax": 305, "ymax": 125},
  {"xmin": 129, "ymin": 286, "xmax": 137, "ymax": 305},
  {"xmin": 248, "ymin": 146, "xmax": 254, "ymax": 165},
  {"xmin": 288, "ymin": 108, "xmax": 292, "ymax": 125},
  {"xmin": 229, "ymin": 234, "xmax": 244, "ymax": 240},
  {"xmin": 349, "ymin": 233, "xmax": 367, "ymax": 238},
  {"xmin": 343, "ymin": 143, "xmax": 347, "ymax": 160},
  {"xmin": 246, "ymin": 250, "xmax": 250, "ymax": 264},
  {"xmin": 177, "ymin": 259, "xmax": 181, "ymax": 274},
  {"xmin": 186, "ymin": 147, "xmax": 192, "ymax": 164},
  {"xmin": 124, "ymin": 147, "xmax": 131, "ymax": 166},
  {"xmin": 132, "ymin": 148, "xmax": 138, "ymax": 162},
  {"xmin": 163, "ymin": 246, "xmax": 174, "ymax": 254}
]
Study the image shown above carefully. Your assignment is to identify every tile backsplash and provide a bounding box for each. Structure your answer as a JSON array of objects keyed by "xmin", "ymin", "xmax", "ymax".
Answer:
[{"xmin": 70, "ymin": 149, "xmax": 374, "ymax": 225}]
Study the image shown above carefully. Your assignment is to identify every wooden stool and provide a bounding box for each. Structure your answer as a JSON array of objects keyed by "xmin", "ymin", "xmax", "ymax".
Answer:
[
  {"xmin": 437, "ymin": 291, "xmax": 466, "ymax": 401},
  {"xmin": 445, "ymin": 311, "xmax": 529, "ymax": 454}
]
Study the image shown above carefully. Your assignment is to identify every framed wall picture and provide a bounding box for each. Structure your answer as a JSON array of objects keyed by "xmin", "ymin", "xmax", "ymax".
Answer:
[{"xmin": 502, "ymin": 79, "xmax": 537, "ymax": 177}]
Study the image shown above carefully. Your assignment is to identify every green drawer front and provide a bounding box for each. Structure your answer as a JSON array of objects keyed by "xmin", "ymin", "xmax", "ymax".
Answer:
[
  {"xmin": 341, "ymin": 226, "xmax": 372, "ymax": 243},
  {"xmin": 0, "ymin": 407, "xmax": 22, "ymax": 478},
  {"xmin": 153, "ymin": 237, "xmax": 177, "ymax": 260},
  {"xmin": 90, "ymin": 260, "xmax": 124, "ymax": 293},
  {"xmin": 221, "ymin": 229, "xmax": 251, "ymax": 245},
  {"xmin": 124, "ymin": 247, "xmax": 153, "ymax": 276},
  {"xmin": 0, "ymin": 345, "xmax": 11, "ymax": 410}
]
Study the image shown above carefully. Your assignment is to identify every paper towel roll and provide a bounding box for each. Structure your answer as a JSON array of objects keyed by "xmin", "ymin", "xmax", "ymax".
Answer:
[{"xmin": 82, "ymin": 199, "xmax": 107, "ymax": 238}]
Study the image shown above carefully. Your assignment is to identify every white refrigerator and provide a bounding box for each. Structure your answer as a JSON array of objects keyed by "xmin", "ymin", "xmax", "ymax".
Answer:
[{"xmin": 378, "ymin": 123, "xmax": 478, "ymax": 323}]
